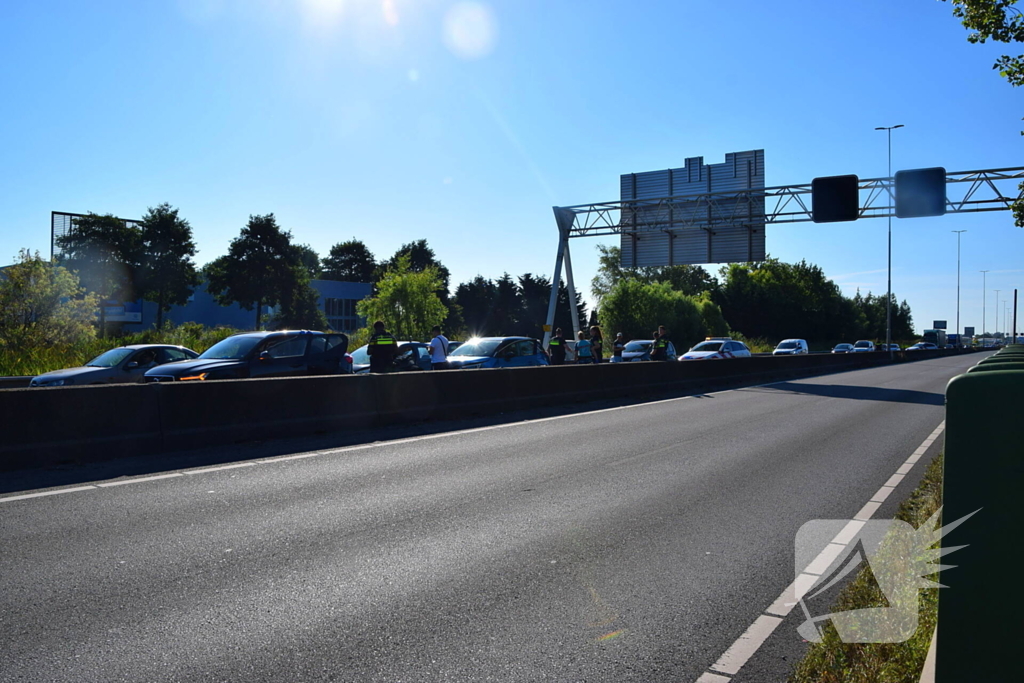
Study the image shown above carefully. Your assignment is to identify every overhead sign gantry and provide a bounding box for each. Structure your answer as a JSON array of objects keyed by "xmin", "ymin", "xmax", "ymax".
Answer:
[{"xmin": 543, "ymin": 150, "xmax": 1024, "ymax": 346}]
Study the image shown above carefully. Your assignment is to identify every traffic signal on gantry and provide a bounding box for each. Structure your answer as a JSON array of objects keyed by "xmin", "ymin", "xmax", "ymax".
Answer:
[
  {"xmin": 811, "ymin": 175, "xmax": 860, "ymax": 223},
  {"xmin": 895, "ymin": 167, "xmax": 947, "ymax": 218}
]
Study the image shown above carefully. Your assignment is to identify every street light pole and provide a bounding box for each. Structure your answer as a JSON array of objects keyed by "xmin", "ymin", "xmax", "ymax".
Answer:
[
  {"xmin": 994, "ymin": 289, "xmax": 1001, "ymax": 340},
  {"xmin": 876, "ymin": 124, "xmax": 904, "ymax": 359},
  {"xmin": 952, "ymin": 231, "xmax": 966, "ymax": 347},
  {"xmin": 981, "ymin": 270, "xmax": 989, "ymax": 341}
]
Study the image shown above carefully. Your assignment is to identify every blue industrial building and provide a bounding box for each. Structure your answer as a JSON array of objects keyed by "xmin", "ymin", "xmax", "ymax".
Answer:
[{"xmin": 121, "ymin": 279, "xmax": 371, "ymax": 333}]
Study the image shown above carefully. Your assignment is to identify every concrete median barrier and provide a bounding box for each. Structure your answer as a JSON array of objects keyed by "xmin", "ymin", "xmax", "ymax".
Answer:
[
  {"xmin": 0, "ymin": 384, "xmax": 162, "ymax": 470},
  {"xmin": 0, "ymin": 347, "xmax": 982, "ymax": 472}
]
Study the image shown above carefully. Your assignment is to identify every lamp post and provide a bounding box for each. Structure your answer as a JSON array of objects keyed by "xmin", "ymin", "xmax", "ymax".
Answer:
[
  {"xmin": 981, "ymin": 270, "xmax": 989, "ymax": 341},
  {"xmin": 876, "ymin": 124, "xmax": 904, "ymax": 359},
  {"xmin": 995, "ymin": 289, "xmax": 1001, "ymax": 340},
  {"xmin": 952, "ymin": 230, "xmax": 966, "ymax": 347}
]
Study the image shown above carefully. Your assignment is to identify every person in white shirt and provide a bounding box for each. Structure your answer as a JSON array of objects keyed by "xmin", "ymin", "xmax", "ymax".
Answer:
[{"xmin": 428, "ymin": 325, "xmax": 450, "ymax": 370}]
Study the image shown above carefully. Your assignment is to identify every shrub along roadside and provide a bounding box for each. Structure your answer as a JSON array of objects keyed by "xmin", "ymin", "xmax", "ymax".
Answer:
[
  {"xmin": 0, "ymin": 322, "xmax": 240, "ymax": 377},
  {"xmin": 788, "ymin": 453, "xmax": 944, "ymax": 683}
]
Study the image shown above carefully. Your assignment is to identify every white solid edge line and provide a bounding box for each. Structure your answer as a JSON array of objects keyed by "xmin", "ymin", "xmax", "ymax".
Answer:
[
  {"xmin": 183, "ymin": 462, "xmax": 256, "ymax": 474},
  {"xmin": 805, "ymin": 543, "xmax": 848, "ymax": 576},
  {"xmin": 0, "ymin": 485, "xmax": 96, "ymax": 502},
  {"xmin": 884, "ymin": 473, "xmax": 905, "ymax": 488},
  {"xmin": 96, "ymin": 473, "xmax": 184, "ymax": 487},
  {"xmin": 854, "ymin": 500, "xmax": 883, "ymax": 521},
  {"xmin": 696, "ymin": 421, "xmax": 946, "ymax": 682},
  {"xmin": 696, "ymin": 673, "xmax": 732, "ymax": 683},
  {"xmin": 710, "ymin": 615, "xmax": 784, "ymax": 675},
  {"xmin": 870, "ymin": 486, "xmax": 896, "ymax": 504}
]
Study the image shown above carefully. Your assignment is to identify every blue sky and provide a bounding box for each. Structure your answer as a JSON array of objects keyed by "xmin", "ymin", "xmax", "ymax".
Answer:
[{"xmin": 1, "ymin": 0, "xmax": 1021, "ymax": 336}]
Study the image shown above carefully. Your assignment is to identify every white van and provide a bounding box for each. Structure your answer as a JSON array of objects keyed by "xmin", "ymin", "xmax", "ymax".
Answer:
[
  {"xmin": 772, "ymin": 339, "xmax": 809, "ymax": 355},
  {"xmin": 851, "ymin": 340, "xmax": 876, "ymax": 353}
]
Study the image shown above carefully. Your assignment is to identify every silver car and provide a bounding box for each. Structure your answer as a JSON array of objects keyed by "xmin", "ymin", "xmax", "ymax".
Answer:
[
  {"xmin": 621, "ymin": 339, "xmax": 678, "ymax": 362},
  {"xmin": 29, "ymin": 344, "xmax": 198, "ymax": 387}
]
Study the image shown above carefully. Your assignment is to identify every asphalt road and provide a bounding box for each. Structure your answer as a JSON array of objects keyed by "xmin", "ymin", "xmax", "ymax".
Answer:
[{"xmin": 0, "ymin": 354, "xmax": 977, "ymax": 682}]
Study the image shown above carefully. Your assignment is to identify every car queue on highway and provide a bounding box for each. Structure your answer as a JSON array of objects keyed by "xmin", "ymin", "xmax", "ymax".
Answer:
[{"xmin": 25, "ymin": 324, "xmax": 962, "ymax": 387}]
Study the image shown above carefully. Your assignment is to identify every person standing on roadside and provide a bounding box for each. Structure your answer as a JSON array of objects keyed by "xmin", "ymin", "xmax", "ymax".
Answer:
[
  {"xmin": 548, "ymin": 328, "xmax": 567, "ymax": 365},
  {"xmin": 590, "ymin": 326, "xmax": 604, "ymax": 363},
  {"xmin": 367, "ymin": 320, "xmax": 398, "ymax": 373},
  {"xmin": 610, "ymin": 332, "xmax": 625, "ymax": 362},
  {"xmin": 428, "ymin": 325, "xmax": 450, "ymax": 370},
  {"xmin": 575, "ymin": 330, "xmax": 593, "ymax": 364},
  {"xmin": 650, "ymin": 325, "xmax": 670, "ymax": 361}
]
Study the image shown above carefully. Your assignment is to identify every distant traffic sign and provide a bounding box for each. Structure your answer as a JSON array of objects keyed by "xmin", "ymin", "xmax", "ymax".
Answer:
[
  {"xmin": 895, "ymin": 167, "xmax": 947, "ymax": 218},
  {"xmin": 811, "ymin": 175, "xmax": 860, "ymax": 223}
]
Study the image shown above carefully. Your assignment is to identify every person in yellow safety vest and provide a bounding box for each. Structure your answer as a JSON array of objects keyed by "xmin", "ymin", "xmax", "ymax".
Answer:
[
  {"xmin": 548, "ymin": 328, "xmax": 567, "ymax": 365},
  {"xmin": 651, "ymin": 325, "xmax": 670, "ymax": 361},
  {"xmin": 367, "ymin": 320, "xmax": 398, "ymax": 373}
]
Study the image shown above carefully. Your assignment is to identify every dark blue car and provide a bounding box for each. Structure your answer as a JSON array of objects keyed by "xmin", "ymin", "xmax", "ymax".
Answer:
[{"xmin": 446, "ymin": 337, "xmax": 549, "ymax": 369}]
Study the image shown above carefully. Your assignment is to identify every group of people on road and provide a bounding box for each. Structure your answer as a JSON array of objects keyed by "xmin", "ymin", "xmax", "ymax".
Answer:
[
  {"xmin": 367, "ymin": 319, "xmax": 673, "ymax": 373},
  {"xmin": 367, "ymin": 321, "xmax": 451, "ymax": 373},
  {"xmin": 546, "ymin": 325, "xmax": 671, "ymax": 365}
]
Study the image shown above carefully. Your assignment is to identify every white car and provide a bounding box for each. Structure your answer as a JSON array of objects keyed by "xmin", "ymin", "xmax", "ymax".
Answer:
[
  {"xmin": 772, "ymin": 339, "xmax": 809, "ymax": 355},
  {"xmin": 680, "ymin": 338, "xmax": 752, "ymax": 360},
  {"xmin": 851, "ymin": 340, "xmax": 876, "ymax": 353},
  {"xmin": 906, "ymin": 342, "xmax": 938, "ymax": 351}
]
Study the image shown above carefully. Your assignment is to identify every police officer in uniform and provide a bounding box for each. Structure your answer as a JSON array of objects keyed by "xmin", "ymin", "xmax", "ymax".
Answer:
[
  {"xmin": 548, "ymin": 327, "xmax": 567, "ymax": 365},
  {"xmin": 367, "ymin": 320, "xmax": 398, "ymax": 373},
  {"xmin": 650, "ymin": 325, "xmax": 670, "ymax": 361}
]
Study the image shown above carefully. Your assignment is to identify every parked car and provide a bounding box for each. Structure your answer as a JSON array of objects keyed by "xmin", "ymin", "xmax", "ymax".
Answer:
[
  {"xmin": 349, "ymin": 341, "xmax": 432, "ymax": 374},
  {"xmin": 30, "ymin": 344, "xmax": 199, "ymax": 387},
  {"xmin": 883, "ymin": 343, "xmax": 901, "ymax": 351},
  {"xmin": 680, "ymin": 338, "xmax": 751, "ymax": 360},
  {"xmin": 621, "ymin": 339, "xmax": 678, "ymax": 362},
  {"xmin": 907, "ymin": 342, "xmax": 938, "ymax": 351},
  {"xmin": 851, "ymin": 340, "xmax": 876, "ymax": 353},
  {"xmin": 831, "ymin": 343, "xmax": 854, "ymax": 354},
  {"xmin": 446, "ymin": 337, "xmax": 549, "ymax": 369},
  {"xmin": 772, "ymin": 339, "xmax": 809, "ymax": 355},
  {"xmin": 144, "ymin": 330, "xmax": 349, "ymax": 382}
]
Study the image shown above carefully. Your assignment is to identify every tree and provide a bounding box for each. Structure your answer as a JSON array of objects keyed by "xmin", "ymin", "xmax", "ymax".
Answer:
[
  {"xmin": 274, "ymin": 273, "xmax": 329, "ymax": 330},
  {"xmin": 55, "ymin": 213, "xmax": 141, "ymax": 337},
  {"xmin": 380, "ymin": 239, "xmax": 460, "ymax": 331},
  {"xmin": 206, "ymin": 214, "xmax": 305, "ymax": 329},
  {"xmin": 944, "ymin": 0, "xmax": 1024, "ymax": 225},
  {"xmin": 0, "ymin": 250, "xmax": 98, "ymax": 350},
  {"xmin": 591, "ymin": 244, "xmax": 717, "ymax": 303},
  {"xmin": 453, "ymin": 275, "xmax": 498, "ymax": 335},
  {"xmin": 294, "ymin": 244, "xmax": 322, "ymax": 280},
  {"xmin": 515, "ymin": 273, "xmax": 551, "ymax": 338},
  {"xmin": 598, "ymin": 280, "xmax": 704, "ymax": 348},
  {"xmin": 321, "ymin": 239, "xmax": 376, "ymax": 282},
  {"xmin": 357, "ymin": 255, "xmax": 448, "ymax": 341},
  {"xmin": 137, "ymin": 203, "xmax": 200, "ymax": 329}
]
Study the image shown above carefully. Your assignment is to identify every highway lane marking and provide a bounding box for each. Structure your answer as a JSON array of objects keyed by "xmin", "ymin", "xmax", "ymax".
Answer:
[
  {"xmin": 96, "ymin": 473, "xmax": 183, "ymax": 487},
  {"xmin": 0, "ymin": 485, "xmax": 97, "ymax": 502},
  {"xmin": 183, "ymin": 462, "xmax": 256, "ymax": 474},
  {"xmin": 698, "ymin": 419, "xmax": 946, "ymax": 681}
]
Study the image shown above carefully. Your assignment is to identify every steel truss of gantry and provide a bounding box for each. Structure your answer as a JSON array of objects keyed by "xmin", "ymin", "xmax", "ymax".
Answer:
[{"xmin": 542, "ymin": 166, "xmax": 1024, "ymax": 347}]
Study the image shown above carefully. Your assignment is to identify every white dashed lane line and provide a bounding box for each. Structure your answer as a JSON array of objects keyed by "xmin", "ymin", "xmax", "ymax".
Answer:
[{"xmin": 697, "ymin": 420, "xmax": 946, "ymax": 681}]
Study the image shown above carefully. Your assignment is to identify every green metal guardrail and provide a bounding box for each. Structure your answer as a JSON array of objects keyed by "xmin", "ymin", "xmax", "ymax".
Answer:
[{"xmin": 938, "ymin": 346, "xmax": 1024, "ymax": 682}]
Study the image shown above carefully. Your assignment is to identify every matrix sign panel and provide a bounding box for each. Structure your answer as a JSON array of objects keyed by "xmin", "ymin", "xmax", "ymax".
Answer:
[{"xmin": 619, "ymin": 150, "xmax": 766, "ymax": 267}]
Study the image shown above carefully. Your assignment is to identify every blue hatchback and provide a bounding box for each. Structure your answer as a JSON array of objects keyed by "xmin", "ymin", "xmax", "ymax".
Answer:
[{"xmin": 446, "ymin": 337, "xmax": 549, "ymax": 369}]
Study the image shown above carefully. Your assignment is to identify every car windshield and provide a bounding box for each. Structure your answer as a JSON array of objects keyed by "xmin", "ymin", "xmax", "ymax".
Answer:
[
  {"xmin": 624, "ymin": 341, "xmax": 651, "ymax": 352},
  {"xmin": 777, "ymin": 341, "xmax": 798, "ymax": 349},
  {"xmin": 86, "ymin": 348, "xmax": 134, "ymax": 367},
  {"xmin": 350, "ymin": 345, "xmax": 370, "ymax": 365},
  {"xmin": 854, "ymin": 341, "xmax": 871, "ymax": 348},
  {"xmin": 692, "ymin": 342, "xmax": 723, "ymax": 352},
  {"xmin": 451, "ymin": 339, "xmax": 502, "ymax": 357},
  {"xmin": 835, "ymin": 344, "xmax": 852, "ymax": 349},
  {"xmin": 199, "ymin": 336, "xmax": 262, "ymax": 360}
]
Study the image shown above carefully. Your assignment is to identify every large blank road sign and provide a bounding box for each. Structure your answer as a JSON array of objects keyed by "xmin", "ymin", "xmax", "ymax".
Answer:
[{"xmin": 619, "ymin": 150, "xmax": 765, "ymax": 267}]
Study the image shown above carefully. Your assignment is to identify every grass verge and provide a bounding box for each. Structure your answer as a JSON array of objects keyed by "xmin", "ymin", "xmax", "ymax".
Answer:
[{"xmin": 788, "ymin": 452, "xmax": 944, "ymax": 683}]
